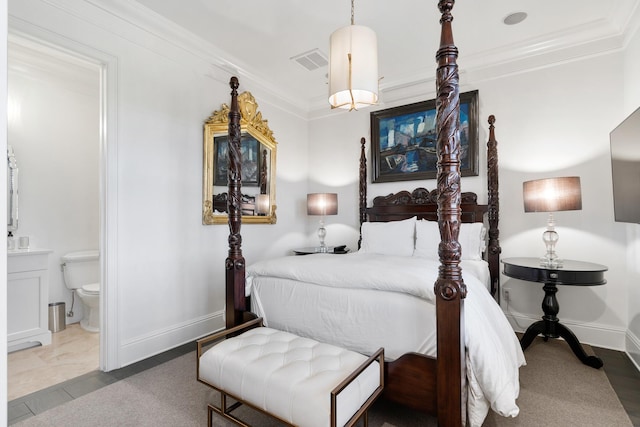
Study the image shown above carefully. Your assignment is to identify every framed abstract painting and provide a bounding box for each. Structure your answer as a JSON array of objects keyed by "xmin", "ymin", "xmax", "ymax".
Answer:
[{"xmin": 370, "ymin": 90, "xmax": 479, "ymax": 183}]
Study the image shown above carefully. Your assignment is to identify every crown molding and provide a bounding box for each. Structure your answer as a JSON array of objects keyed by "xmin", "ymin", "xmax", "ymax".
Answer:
[
  {"xmin": 620, "ymin": 0, "xmax": 640, "ymax": 48},
  {"xmin": 15, "ymin": 0, "xmax": 639, "ymax": 120},
  {"xmin": 85, "ymin": 0, "xmax": 310, "ymax": 118},
  {"xmin": 308, "ymin": 16, "xmax": 631, "ymax": 116},
  {"xmin": 17, "ymin": 0, "xmax": 311, "ymax": 119}
]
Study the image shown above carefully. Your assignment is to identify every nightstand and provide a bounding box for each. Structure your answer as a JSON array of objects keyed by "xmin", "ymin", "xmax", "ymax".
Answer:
[
  {"xmin": 293, "ymin": 246, "xmax": 350, "ymax": 255},
  {"xmin": 502, "ymin": 257, "xmax": 607, "ymax": 369}
]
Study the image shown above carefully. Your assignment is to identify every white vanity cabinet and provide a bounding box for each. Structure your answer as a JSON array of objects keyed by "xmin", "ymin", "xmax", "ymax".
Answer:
[{"xmin": 7, "ymin": 249, "xmax": 53, "ymax": 351}]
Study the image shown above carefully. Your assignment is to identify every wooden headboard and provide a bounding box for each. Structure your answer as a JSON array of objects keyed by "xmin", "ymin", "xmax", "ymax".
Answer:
[{"xmin": 366, "ymin": 188, "xmax": 487, "ymax": 223}]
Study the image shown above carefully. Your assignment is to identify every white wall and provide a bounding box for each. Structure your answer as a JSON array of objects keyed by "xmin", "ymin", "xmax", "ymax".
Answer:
[
  {"xmin": 310, "ymin": 50, "xmax": 632, "ymax": 351},
  {"xmin": 8, "ymin": 0, "xmax": 309, "ymax": 369},
  {"xmin": 8, "ymin": 40, "xmax": 100, "ymax": 326},
  {"xmin": 480, "ymin": 54, "xmax": 629, "ymax": 350},
  {"xmin": 307, "ymin": 110, "xmax": 371, "ymax": 249},
  {"xmin": 622, "ymin": 19, "xmax": 640, "ymax": 367}
]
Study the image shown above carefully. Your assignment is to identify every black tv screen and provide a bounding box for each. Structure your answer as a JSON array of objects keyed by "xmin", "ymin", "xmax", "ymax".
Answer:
[{"xmin": 610, "ymin": 106, "xmax": 640, "ymax": 224}]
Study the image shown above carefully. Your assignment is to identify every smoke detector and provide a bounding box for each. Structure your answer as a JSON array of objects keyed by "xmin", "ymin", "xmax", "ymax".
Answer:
[{"xmin": 504, "ymin": 12, "xmax": 527, "ymax": 26}]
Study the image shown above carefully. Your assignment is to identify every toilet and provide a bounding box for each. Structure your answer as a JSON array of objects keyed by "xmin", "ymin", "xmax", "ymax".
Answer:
[{"xmin": 61, "ymin": 250, "xmax": 100, "ymax": 333}]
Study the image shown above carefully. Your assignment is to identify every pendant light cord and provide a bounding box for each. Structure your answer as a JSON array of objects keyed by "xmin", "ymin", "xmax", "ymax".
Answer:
[{"xmin": 351, "ymin": 0, "xmax": 355, "ymax": 25}]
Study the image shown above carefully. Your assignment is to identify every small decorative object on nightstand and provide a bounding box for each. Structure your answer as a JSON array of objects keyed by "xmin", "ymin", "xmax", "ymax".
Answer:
[
  {"xmin": 293, "ymin": 245, "xmax": 350, "ymax": 255},
  {"xmin": 502, "ymin": 257, "xmax": 607, "ymax": 369}
]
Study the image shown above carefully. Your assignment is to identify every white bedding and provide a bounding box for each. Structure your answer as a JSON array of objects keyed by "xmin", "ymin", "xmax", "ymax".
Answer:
[{"xmin": 246, "ymin": 252, "xmax": 525, "ymax": 427}]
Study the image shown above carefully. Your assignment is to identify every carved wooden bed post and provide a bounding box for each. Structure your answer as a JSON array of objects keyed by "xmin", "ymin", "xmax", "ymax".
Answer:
[
  {"xmin": 435, "ymin": 1, "xmax": 465, "ymax": 426},
  {"xmin": 358, "ymin": 137, "xmax": 367, "ymax": 249},
  {"xmin": 225, "ymin": 76, "xmax": 247, "ymax": 329},
  {"xmin": 487, "ymin": 115, "xmax": 501, "ymax": 300}
]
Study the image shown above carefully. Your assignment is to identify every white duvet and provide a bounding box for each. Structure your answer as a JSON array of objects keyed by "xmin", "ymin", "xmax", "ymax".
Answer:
[{"xmin": 246, "ymin": 252, "xmax": 525, "ymax": 426}]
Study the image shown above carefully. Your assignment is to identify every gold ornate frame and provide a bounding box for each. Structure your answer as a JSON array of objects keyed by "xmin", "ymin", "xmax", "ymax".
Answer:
[{"xmin": 203, "ymin": 91, "xmax": 277, "ymax": 224}]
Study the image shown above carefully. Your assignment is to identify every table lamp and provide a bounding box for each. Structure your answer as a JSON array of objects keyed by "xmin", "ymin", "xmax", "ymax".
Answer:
[
  {"xmin": 523, "ymin": 176, "xmax": 582, "ymax": 268},
  {"xmin": 307, "ymin": 193, "xmax": 338, "ymax": 253},
  {"xmin": 255, "ymin": 194, "xmax": 270, "ymax": 216}
]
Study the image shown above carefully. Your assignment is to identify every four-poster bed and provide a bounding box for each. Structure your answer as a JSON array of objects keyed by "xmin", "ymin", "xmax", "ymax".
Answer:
[
  {"xmin": 216, "ymin": 2, "xmax": 523, "ymax": 426},
  {"xmin": 241, "ymin": 119, "xmax": 521, "ymax": 426}
]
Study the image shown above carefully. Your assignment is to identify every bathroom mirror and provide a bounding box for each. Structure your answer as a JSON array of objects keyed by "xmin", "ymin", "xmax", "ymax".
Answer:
[
  {"xmin": 7, "ymin": 145, "xmax": 18, "ymax": 232},
  {"xmin": 202, "ymin": 91, "xmax": 277, "ymax": 224}
]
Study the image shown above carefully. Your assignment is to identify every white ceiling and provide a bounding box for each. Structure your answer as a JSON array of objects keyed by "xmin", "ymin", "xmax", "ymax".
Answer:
[{"xmin": 131, "ymin": 0, "xmax": 639, "ymax": 113}]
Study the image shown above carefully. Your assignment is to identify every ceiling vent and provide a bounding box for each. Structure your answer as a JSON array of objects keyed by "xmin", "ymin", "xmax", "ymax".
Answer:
[{"xmin": 290, "ymin": 49, "xmax": 328, "ymax": 71}]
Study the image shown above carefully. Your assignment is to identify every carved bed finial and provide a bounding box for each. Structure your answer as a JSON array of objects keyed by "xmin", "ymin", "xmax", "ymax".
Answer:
[
  {"xmin": 438, "ymin": 0, "xmax": 455, "ymax": 24},
  {"xmin": 205, "ymin": 91, "xmax": 277, "ymax": 147}
]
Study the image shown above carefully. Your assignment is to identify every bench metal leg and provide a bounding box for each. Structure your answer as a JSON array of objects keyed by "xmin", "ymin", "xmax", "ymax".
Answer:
[{"xmin": 207, "ymin": 391, "xmax": 250, "ymax": 427}]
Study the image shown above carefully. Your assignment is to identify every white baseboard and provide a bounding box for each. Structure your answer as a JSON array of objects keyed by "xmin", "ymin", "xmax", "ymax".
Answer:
[
  {"xmin": 503, "ymin": 311, "xmax": 627, "ymax": 351},
  {"xmin": 117, "ymin": 311, "xmax": 224, "ymax": 369},
  {"xmin": 626, "ymin": 329, "xmax": 640, "ymax": 372}
]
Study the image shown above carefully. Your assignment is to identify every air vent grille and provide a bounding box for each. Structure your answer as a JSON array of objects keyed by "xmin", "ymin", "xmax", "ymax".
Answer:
[{"xmin": 290, "ymin": 49, "xmax": 328, "ymax": 71}]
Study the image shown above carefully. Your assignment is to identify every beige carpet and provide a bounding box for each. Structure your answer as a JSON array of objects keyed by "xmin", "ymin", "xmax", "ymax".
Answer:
[
  {"xmin": 15, "ymin": 338, "xmax": 632, "ymax": 427},
  {"xmin": 484, "ymin": 338, "xmax": 633, "ymax": 427}
]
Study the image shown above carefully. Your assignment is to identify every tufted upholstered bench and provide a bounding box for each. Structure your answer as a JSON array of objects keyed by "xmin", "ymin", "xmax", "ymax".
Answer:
[{"xmin": 197, "ymin": 318, "xmax": 384, "ymax": 427}]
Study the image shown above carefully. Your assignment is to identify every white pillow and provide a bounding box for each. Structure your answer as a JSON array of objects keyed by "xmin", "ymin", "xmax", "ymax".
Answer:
[
  {"xmin": 459, "ymin": 222, "xmax": 486, "ymax": 261},
  {"xmin": 360, "ymin": 216, "xmax": 416, "ymax": 257},
  {"xmin": 413, "ymin": 220, "xmax": 440, "ymax": 259},
  {"xmin": 414, "ymin": 220, "xmax": 486, "ymax": 261}
]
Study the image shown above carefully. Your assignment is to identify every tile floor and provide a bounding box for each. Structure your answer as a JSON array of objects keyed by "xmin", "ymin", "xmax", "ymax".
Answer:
[{"xmin": 8, "ymin": 323, "xmax": 99, "ymax": 401}]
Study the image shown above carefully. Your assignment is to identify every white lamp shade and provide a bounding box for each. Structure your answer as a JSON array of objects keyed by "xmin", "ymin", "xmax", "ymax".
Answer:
[
  {"xmin": 307, "ymin": 193, "xmax": 338, "ymax": 216},
  {"xmin": 523, "ymin": 177, "xmax": 582, "ymax": 213},
  {"xmin": 329, "ymin": 24, "xmax": 379, "ymax": 110}
]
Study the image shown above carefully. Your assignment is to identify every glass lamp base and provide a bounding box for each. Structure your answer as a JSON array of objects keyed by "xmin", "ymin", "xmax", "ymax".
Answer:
[
  {"xmin": 316, "ymin": 220, "xmax": 328, "ymax": 253},
  {"xmin": 540, "ymin": 256, "xmax": 563, "ymax": 269},
  {"xmin": 541, "ymin": 220, "xmax": 562, "ymax": 268}
]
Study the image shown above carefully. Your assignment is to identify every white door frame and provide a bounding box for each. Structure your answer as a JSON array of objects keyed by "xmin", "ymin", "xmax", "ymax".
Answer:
[{"xmin": 8, "ymin": 21, "xmax": 120, "ymax": 371}]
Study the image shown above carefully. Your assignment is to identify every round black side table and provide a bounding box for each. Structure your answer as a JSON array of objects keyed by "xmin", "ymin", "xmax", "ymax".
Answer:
[{"xmin": 502, "ymin": 257, "xmax": 607, "ymax": 369}]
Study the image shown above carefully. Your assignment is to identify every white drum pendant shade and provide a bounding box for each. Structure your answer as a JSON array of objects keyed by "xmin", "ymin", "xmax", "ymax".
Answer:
[{"xmin": 329, "ymin": 24, "xmax": 378, "ymax": 110}]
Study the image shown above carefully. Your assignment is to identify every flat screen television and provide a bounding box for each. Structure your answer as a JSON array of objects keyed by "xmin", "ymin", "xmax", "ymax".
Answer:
[{"xmin": 610, "ymin": 106, "xmax": 640, "ymax": 224}]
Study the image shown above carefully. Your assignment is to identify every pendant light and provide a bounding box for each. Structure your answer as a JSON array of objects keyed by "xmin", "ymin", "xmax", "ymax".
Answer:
[{"xmin": 328, "ymin": 0, "xmax": 379, "ymax": 110}]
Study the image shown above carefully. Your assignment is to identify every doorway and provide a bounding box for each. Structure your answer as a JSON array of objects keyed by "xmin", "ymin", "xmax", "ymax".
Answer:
[{"xmin": 7, "ymin": 35, "xmax": 102, "ymax": 400}]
